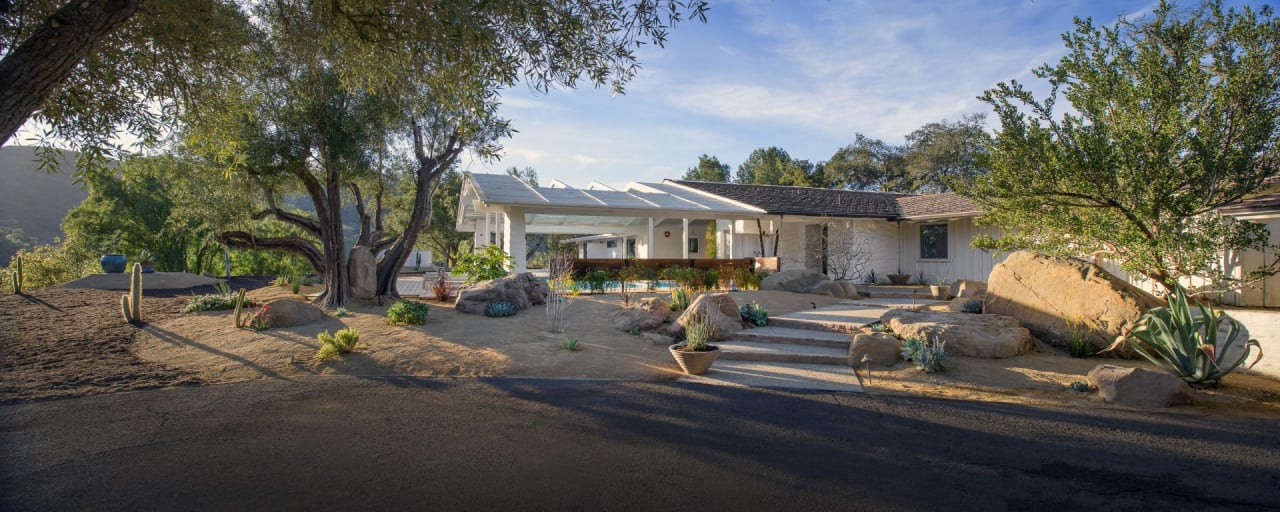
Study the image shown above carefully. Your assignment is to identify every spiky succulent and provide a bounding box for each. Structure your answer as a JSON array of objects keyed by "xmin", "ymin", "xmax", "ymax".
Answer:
[{"xmin": 484, "ymin": 301, "xmax": 518, "ymax": 317}]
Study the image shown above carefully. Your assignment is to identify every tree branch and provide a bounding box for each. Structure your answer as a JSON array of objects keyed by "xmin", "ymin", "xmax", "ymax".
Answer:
[{"xmin": 218, "ymin": 231, "xmax": 324, "ymax": 273}]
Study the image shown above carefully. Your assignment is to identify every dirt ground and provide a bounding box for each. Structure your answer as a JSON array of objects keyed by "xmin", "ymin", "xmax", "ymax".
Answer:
[{"xmin": 3, "ymin": 279, "xmax": 1279, "ymax": 418}]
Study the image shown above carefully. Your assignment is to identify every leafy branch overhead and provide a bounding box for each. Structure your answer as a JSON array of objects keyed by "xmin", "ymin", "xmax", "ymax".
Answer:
[{"xmin": 965, "ymin": 1, "xmax": 1280, "ymax": 292}]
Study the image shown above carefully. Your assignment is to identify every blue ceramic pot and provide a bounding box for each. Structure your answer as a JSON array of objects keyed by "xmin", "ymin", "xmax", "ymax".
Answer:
[{"xmin": 100, "ymin": 254, "xmax": 127, "ymax": 273}]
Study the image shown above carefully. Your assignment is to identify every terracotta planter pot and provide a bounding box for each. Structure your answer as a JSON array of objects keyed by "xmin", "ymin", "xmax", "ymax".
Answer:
[
  {"xmin": 887, "ymin": 274, "xmax": 912, "ymax": 285},
  {"xmin": 669, "ymin": 344, "xmax": 721, "ymax": 375},
  {"xmin": 930, "ymin": 285, "xmax": 952, "ymax": 300}
]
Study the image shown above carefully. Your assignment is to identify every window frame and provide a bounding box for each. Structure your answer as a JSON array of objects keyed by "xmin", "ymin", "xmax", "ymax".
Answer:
[{"xmin": 919, "ymin": 223, "xmax": 949, "ymax": 260}]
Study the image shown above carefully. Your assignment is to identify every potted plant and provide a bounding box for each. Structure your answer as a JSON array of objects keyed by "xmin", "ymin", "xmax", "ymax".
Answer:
[
  {"xmin": 99, "ymin": 233, "xmax": 126, "ymax": 274},
  {"xmin": 930, "ymin": 277, "xmax": 952, "ymax": 300},
  {"xmin": 669, "ymin": 313, "xmax": 720, "ymax": 374},
  {"xmin": 137, "ymin": 249, "xmax": 157, "ymax": 274},
  {"xmin": 887, "ymin": 268, "xmax": 911, "ymax": 285}
]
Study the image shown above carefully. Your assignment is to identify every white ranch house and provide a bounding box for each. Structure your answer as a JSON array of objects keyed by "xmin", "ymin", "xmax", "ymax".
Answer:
[{"xmin": 456, "ymin": 172, "xmax": 1280, "ymax": 308}]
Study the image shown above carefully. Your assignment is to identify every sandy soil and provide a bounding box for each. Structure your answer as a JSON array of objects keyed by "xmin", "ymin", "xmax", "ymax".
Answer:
[
  {"xmin": 6, "ymin": 280, "xmax": 1279, "ymax": 418},
  {"xmin": 135, "ymin": 289, "xmax": 849, "ymax": 384}
]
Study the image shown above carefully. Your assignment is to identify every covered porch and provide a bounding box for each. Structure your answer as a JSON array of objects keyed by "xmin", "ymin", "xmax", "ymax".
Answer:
[{"xmin": 455, "ymin": 173, "xmax": 767, "ymax": 271}]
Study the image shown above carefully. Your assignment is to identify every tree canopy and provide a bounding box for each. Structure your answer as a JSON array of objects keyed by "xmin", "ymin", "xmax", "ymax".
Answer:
[
  {"xmin": 735, "ymin": 147, "xmax": 822, "ymax": 187},
  {"xmin": 682, "ymin": 154, "xmax": 731, "ymax": 182},
  {"xmin": 966, "ymin": 0, "xmax": 1280, "ymax": 292}
]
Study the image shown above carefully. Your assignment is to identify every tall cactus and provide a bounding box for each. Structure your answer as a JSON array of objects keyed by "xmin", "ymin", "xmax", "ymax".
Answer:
[
  {"xmin": 11, "ymin": 253, "xmax": 21, "ymax": 294},
  {"xmin": 232, "ymin": 288, "xmax": 248, "ymax": 327},
  {"xmin": 121, "ymin": 262, "xmax": 142, "ymax": 324}
]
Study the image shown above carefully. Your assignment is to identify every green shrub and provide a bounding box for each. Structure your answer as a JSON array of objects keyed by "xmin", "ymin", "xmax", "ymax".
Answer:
[
  {"xmin": 739, "ymin": 301, "xmax": 768, "ymax": 327},
  {"xmin": 670, "ymin": 287, "xmax": 692, "ymax": 312},
  {"xmin": 1104, "ymin": 283, "xmax": 1261, "ymax": 387},
  {"xmin": 680, "ymin": 314, "xmax": 715, "ymax": 351},
  {"xmin": 2, "ymin": 242, "xmax": 95, "ymax": 291},
  {"xmin": 562, "ymin": 337, "xmax": 581, "ymax": 351},
  {"xmin": 900, "ymin": 336, "xmax": 947, "ymax": 373},
  {"xmin": 1067, "ymin": 334, "xmax": 1093, "ymax": 358},
  {"xmin": 271, "ymin": 275, "xmax": 291, "ymax": 287},
  {"xmin": 484, "ymin": 300, "xmax": 518, "ymax": 317},
  {"xmin": 184, "ymin": 294, "xmax": 244, "ymax": 313},
  {"xmin": 315, "ymin": 327, "xmax": 361, "ymax": 363},
  {"xmin": 960, "ymin": 300, "xmax": 983, "ymax": 314},
  {"xmin": 387, "ymin": 300, "xmax": 429, "ymax": 325},
  {"xmin": 455, "ymin": 245, "xmax": 514, "ymax": 284},
  {"xmin": 869, "ymin": 321, "xmax": 891, "ymax": 333},
  {"xmin": 333, "ymin": 306, "xmax": 348, "ymax": 318},
  {"xmin": 582, "ymin": 268, "xmax": 609, "ymax": 294}
]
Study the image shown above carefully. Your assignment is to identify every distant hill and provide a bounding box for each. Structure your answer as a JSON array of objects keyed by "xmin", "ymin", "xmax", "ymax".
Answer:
[{"xmin": 0, "ymin": 146, "xmax": 88, "ymax": 264}]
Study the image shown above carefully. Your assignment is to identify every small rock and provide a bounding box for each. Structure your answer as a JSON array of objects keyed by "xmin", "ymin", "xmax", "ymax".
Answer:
[
  {"xmin": 642, "ymin": 333, "xmax": 674, "ymax": 346},
  {"xmin": 255, "ymin": 299, "xmax": 326, "ymax": 328},
  {"xmin": 849, "ymin": 332, "xmax": 900, "ymax": 367},
  {"xmin": 1088, "ymin": 364, "xmax": 1193, "ymax": 408},
  {"xmin": 761, "ymin": 269, "xmax": 849, "ymax": 298}
]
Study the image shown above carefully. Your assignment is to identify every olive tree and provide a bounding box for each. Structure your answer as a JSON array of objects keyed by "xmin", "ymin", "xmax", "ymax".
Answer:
[{"xmin": 967, "ymin": 1, "xmax": 1280, "ymax": 292}]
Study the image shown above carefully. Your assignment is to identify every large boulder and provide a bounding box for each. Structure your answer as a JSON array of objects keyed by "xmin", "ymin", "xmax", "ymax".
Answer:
[
  {"xmin": 253, "ymin": 298, "xmax": 325, "ymax": 328},
  {"xmin": 1088, "ymin": 364, "xmax": 1193, "ymax": 408},
  {"xmin": 454, "ymin": 272, "xmax": 550, "ymax": 314},
  {"xmin": 849, "ymin": 332, "xmax": 901, "ymax": 368},
  {"xmin": 348, "ymin": 246, "xmax": 378, "ymax": 299},
  {"xmin": 610, "ymin": 297, "xmax": 671, "ymax": 332},
  {"xmin": 881, "ymin": 309, "xmax": 1034, "ymax": 358},
  {"xmin": 985, "ymin": 251, "xmax": 1161, "ymax": 355},
  {"xmin": 668, "ymin": 293, "xmax": 743, "ymax": 341},
  {"xmin": 761, "ymin": 269, "xmax": 851, "ymax": 298}
]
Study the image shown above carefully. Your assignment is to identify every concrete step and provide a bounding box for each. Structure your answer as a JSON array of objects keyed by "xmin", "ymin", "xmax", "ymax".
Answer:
[
  {"xmin": 733, "ymin": 326, "xmax": 851, "ymax": 349},
  {"xmin": 679, "ymin": 360, "xmax": 863, "ymax": 392},
  {"xmin": 716, "ymin": 341, "xmax": 849, "ymax": 365}
]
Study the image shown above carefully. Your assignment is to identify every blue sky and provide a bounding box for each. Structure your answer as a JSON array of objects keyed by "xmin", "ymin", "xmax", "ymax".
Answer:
[{"xmin": 458, "ymin": 0, "xmax": 1260, "ymax": 188}]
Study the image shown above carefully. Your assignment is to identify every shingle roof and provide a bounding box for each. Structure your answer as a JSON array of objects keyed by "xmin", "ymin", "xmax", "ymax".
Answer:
[
  {"xmin": 1220, "ymin": 192, "xmax": 1280, "ymax": 215},
  {"xmin": 669, "ymin": 180, "xmax": 980, "ymax": 220},
  {"xmin": 671, "ymin": 180, "xmax": 909, "ymax": 218},
  {"xmin": 897, "ymin": 193, "xmax": 979, "ymax": 219}
]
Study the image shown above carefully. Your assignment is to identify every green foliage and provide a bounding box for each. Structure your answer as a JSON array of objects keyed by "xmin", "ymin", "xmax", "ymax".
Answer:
[
  {"xmin": 315, "ymin": 327, "xmax": 362, "ymax": 363},
  {"xmin": 184, "ymin": 294, "xmax": 244, "ymax": 313},
  {"xmin": 739, "ymin": 301, "xmax": 769, "ymax": 327},
  {"xmin": 823, "ymin": 134, "xmax": 910, "ymax": 192},
  {"xmin": 670, "ymin": 288, "xmax": 692, "ymax": 312},
  {"xmin": 969, "ymin": 2, "xmax": 1280, "ymax": 292},
  {"xmin": 682, "ymin": 154, "xmax": 731, "ymax": 182},
  {"xmin": 1067, "ymin": 336, "xmax": 1093, "ymax": 359},
  {"xmin": 582, "ymin": 269, "xmax": 609, "ymax": 294},
  {"xmin": 271, "ymin": 275, "xmax": 291, "ymax": 287},
  {"xmin": 562, "ymin": 337, "xmax": 581, "ymax": 351},
  {"xmin": 334, "ymin": 307, "xmax": 348, "ymax": 318},
  {"xmin": 1, "ymin": 239, "xmax": 97, "ymax": 291},
  {"xmin": 421, "ymin": 170, "xmax": 472, "ymax": 269},
  {"xmin": 290, "ymin": 279, "xmax": 301, "ymax": 295},
  {"xmin": 701, "ymin": 269, "xmax": 719, "ymax": 291},
  {"xmin": 735, "ymin": 147, "xmax": 822, "ymax": 187},
  {"xmin": 903, "ymin": 113, "xmax": 991, "ymax": 193},
  {"xmin": 484, "ymin": 301, "xmax": 518, "ymax": 317},
  {"xmin": 1070, "ymin": 381, "xmax": 1092, "ymax": 392},
  {"xmin": 455, "ymin": 245, "xmax": 514, "ymax": 285},
  {"xmin": 900, "ymin": 336, "xmax": 947, "ymax": 373},
  {"xmin": 960, "ymin": 300, "xmax": 983, "ymax": 314},
  {"xmin": 1104, "ymin": 284, "xmax": 1262, "ymax": 387},
  {"xmin": 680, "ymin": 314, "xmax": 716, "ymax": 352},
  {"xmin": 120, "ymin": 263, "xmax": 142, "ymax": 324},
  {"xmin": 387, "ymin": 301, "xmax": 430, "ymax": 326},
  {"xmin": 661, "ymin": 266, "xmax": 707, "ymax": 291},
  {"xmin": 869, "ymin": 321, "xmax": 891, "ymax": 334},
  {"xmin": 11, "ymin": 253, "xmax": 21, "ymax": 294},
  {"xmin": 721, "ymin": 264, "xmax": 761, "ymax": 291}
]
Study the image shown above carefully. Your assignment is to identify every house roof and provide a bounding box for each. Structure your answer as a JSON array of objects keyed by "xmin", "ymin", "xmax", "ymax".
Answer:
[
  {"xmin": 669, "ymin": 180, "xmax": 981, "ymax": 220},
  {"xmin": 669, "ymin": 180, "xmax": 910, "ymax": 219},
  {"xmin": 1220, "ymin": 192, "xmax": 1280, "ymax": 217},
  {"xmin": 897, "ymin": 193, "xmax": 979, "ymax": 219}
]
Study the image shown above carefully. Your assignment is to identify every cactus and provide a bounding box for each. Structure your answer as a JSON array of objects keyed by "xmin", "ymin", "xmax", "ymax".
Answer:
[
  {"xmin": 232, "ymin": 288, "xmax": 248, "ymax": 327},
  {"xmin": 11, "ymin": 253, "xmax": 21, "ymax": 294},
  {"xmin": 120, "ymin": 263, "xmax": 142, "ymax": 324}
]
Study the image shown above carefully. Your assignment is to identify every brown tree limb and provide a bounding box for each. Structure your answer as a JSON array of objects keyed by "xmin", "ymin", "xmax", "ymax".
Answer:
[{"xmin": 217, "ymin": 231, "xmax": 325, "ymax": 273}]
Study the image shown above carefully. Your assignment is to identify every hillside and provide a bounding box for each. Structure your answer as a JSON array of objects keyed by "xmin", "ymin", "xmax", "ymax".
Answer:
[{"xmin": 0, "ymin": 146, "xmax": 88, "ymax": 265}]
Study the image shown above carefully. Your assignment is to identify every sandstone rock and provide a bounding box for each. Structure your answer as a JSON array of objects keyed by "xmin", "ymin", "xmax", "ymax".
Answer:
[
  {"xmin": 610, "ymin": 299, "xmax": 670, "ymax": 332},
  {"xmin": 454, "ymin": 272, "xmax": 550, "ymax": 314},
  {"xmin": 1087, "ymin": 364, "xmax": 1193, "ymax": 408},
  {"xmin": 643, "ymin": 332, "xmax": 675, "ymax": 346},
  {"xmin": 849, "ymin": 332, "xmax": 901, "ymax": 367},
  {"xmin": 881, "ymin": 309, "xmax": 1034, "ymax": 358},
  {"xmin": 985, "ymin": 251, "xmax": 1161, "ymax": 356},
  {"xmin": 838, "ymin": 281, "xmax": 861, "ymax": 299},
  {"xmin": 348, "ymin": 246, "xmax": 377, "ymax": 299},
  {"xmin": 954, "ymin": 280, "xmax": 986, "ymax": 298},
  {"xmin": 760, "ymin": 269, "xmax": 848, "ymax": 298},
  {"xmin": 254, "ymin": 298, "xmax": 325, "ymax": 328},
  {"xmin": 669, "ymin": 293, "xmax": 743, "ymax": 340}
]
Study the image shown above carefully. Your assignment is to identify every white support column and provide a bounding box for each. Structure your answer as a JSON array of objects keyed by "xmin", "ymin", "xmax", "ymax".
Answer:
[
  {"xmin": 682, "ymin": 218, "xmax": 690, "ymax": 259},
  {"xmin": 503, "ymin": 207, "xmax": 526, "ymax": 272},
  {"xmin": 646, "ymin": 218, "xmax": 656, "ymax": 258},
  {"xmin": 727, "ymin": 219, "xmax": 736, "ymax": 259}
]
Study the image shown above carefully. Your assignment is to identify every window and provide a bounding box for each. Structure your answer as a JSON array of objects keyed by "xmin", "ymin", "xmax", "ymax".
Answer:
[
  {"xmin": 606, "ymin": 240, "xmax": 617, "ymax": 248},
  {"xmin": 920, "ymin": 224, "xmax": 948, "ymax": 259},
  {"xmin": 688, "ymin": 237, "xmax": 700, "ymax": 253}
]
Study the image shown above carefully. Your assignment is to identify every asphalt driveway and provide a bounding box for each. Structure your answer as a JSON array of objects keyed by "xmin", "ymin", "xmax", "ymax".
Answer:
[{"xmin": 2, "ymin": 377, "xmax": 1278, "ymax": 511}]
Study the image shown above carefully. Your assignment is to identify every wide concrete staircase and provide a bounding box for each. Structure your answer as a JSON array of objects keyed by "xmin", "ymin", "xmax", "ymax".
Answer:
[{"xmin": 717, "ymin": 326, "xmax": 852, "ymax": 365}]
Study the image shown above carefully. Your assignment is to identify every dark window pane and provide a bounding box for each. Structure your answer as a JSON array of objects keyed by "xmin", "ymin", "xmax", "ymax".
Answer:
[{"xmin": 920, "ymin": 224, "xmax": 948, "ymax": 259}]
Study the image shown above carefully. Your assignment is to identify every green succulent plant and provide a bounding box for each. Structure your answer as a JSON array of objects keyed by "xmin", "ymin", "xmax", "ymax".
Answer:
[{"xmin": 484, "ymin": 301, "xmax": 518, "ymax": 317}]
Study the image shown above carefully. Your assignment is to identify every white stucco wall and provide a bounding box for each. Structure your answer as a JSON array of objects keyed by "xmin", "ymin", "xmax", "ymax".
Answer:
[
  {"xmin": 1216, "ymin": 308, "xmax": 1280, "ymax": 380},
  {"xmin": 897, "ymin": 218, "xmax": 1007, "ymax": 284}
]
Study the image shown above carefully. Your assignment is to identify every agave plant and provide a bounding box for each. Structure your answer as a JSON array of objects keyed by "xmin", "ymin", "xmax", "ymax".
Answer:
[
  {"xmin": 484, "ymin": 301, "xmax": 518, "ymax": 317},
  {"xmin": 739, "ymin": 301, "xmax": 768, "ymax": 327},
  {"xmin": 1104, "ymin": 284, "xmax": 1262, "ymax": 387}
]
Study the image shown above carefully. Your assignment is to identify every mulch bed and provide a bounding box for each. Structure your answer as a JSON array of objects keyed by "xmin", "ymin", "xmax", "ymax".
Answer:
[{"xmin": 0, "ymin": 277, "xmax": 268, "ymax": 404}]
